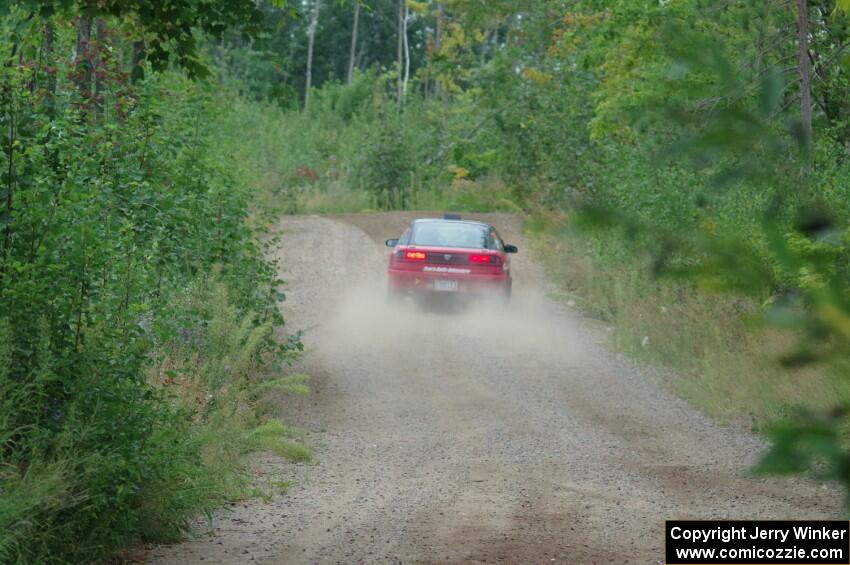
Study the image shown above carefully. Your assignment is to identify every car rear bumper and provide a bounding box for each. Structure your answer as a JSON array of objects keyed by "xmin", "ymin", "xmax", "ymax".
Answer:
[{"xmin": 388, "ymin": 268, "xmax": 510, "ymax": 294}]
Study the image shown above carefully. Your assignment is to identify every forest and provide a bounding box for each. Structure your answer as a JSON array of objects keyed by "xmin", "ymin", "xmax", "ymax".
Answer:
[{"xmin": 3, "ymin": 0, "xmax": 850, "ymax": 562}]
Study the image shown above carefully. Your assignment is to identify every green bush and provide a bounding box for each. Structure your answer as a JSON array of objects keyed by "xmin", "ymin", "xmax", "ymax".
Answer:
[{"xmin": 0, "ymin": 19, "xmax": 302, "ymax": 562}]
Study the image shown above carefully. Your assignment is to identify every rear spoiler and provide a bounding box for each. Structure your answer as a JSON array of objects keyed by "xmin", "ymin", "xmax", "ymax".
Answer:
[{"xmin": 443, "ymin": 213, "xmax": 463, "ymax": 220}]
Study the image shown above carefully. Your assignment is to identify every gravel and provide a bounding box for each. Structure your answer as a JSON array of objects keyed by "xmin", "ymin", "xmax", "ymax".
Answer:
[{"xmin": 146, "ymin": 212, "xmax": 837, "ymax": 565}]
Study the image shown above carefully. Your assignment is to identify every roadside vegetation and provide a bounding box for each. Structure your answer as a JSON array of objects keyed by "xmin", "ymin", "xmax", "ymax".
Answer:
[{"xmin": 0, "ymin": 2, "xmax": 308, "ymax": 563}]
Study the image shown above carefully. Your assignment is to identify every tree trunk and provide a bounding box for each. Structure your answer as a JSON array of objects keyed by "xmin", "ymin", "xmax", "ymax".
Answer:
[
  {"xmin": 347, "ymin": 0, "xmax": 360, "ymax": 85},
  {"xmin": 356, "ymin": 27, "xmax": 367, "ymax": 68},
  {"xmin": 434, "ymin": 3, "xmax": 444, "ymax": 98},
  {"xmin": 424, "ymin": 29, "xmax": 432, "ymax": 99},
  {"xmin": 73, "ymin": 17, "xmax": 92, "ymax": 105},
  {"xmin": 2, "ymin": 79, "xmax": 15, "ymax": 273},
  {"xmin": 304, "ymin": 0, "xmax": 321, "ymax": 111},
  {"xmin": 94, "ymin": 18, "xmax": 107, "ymax": 119},
  {"xmin": 402, "ymin": 0, "xmax": 410, "ymax": 99},
  {"xmin": 797, "ymin": 0, "xmax": 813, "ymax": 145},
  {"xmin": 43, "ymin": 22, "xmax": 56, "ymax": 114},
  {"xmin": 131, "ymin": 40, "xmax": 146, "ymax": 84},
  {"xmin": 397, "ymin": 0, "xmax": 403, "ymax": 104}
]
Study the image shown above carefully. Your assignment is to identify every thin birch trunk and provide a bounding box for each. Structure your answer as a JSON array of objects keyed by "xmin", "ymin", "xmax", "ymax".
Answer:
[
  {"xmin": 305, "ymin": 0, "xmax": 321, "ymax": 111},
  {"xmin": 434, "ymin": 3, "xmax": 443, "ymax": 98},
  {"xmin": 347, "ymin": 0, "xmax": 360, "ymax": 85},
  {"xmin": 797, "ymin": 0, "xmax": 813, "ymax": 145},
  {"xmin": 396, "ymin": 0, "xmax": 403, "ymax": 104},
  {"xmin": 402, "ymin": 1, "xmax": 410, "ymax": 99}
]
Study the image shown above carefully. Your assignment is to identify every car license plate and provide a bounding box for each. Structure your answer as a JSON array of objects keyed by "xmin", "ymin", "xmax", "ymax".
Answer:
[{"xmin": 434, "ymin": 279, "xmax": 458, "ymax": 292}]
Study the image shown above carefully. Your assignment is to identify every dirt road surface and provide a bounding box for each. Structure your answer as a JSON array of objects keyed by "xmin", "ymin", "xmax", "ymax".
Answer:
[{"xmin": 146, "ymin": 212, "xmax": 836, "ymax": 564}]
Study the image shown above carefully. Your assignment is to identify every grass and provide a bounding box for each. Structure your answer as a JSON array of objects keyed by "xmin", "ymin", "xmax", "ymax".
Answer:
[
  {"xmin": 258, "ymin": 374, "xmax": 311, "ymax": 395},
  {"xmin": 256, "ymin": 176, "xmax": 522, "ymax": 216},
  {"xmin": 525, "ymin": 211, "xmax": 850, "ymax": 431},
  {"xmin": 247, "ymin": 421, "xmax": 312, "ymax": 463},
  {"xmin": 133, "ymin": 278, "xmax": 313, "ymax": 542}
]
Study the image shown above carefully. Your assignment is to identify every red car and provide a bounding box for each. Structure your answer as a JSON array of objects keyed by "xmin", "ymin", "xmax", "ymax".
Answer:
[{"xmin": 386, "ymin": 215, "xmax": 517, "ymax": 302}]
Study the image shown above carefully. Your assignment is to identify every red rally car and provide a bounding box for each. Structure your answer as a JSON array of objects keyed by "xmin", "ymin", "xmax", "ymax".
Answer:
[{"xmin": 385, "ymin": 215, "xmax": 518, "ymax": 302}]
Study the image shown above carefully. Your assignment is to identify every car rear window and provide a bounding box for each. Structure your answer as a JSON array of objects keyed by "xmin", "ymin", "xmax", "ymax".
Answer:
[{"xmin": 410, "ymin": 222, "xmax": 489, "ymax": 249}]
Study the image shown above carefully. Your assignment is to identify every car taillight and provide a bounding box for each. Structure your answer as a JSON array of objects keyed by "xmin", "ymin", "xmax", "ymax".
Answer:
[
  {"xmin": 469, "ymin": 254, "xmax": 500, "ymax": 265},
  {"xmin": 405, "ymin": 251, "xmax": 427, "ymax": 261}
]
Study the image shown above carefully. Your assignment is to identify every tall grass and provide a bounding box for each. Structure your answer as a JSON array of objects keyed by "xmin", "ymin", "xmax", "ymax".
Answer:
[{"xmin": 526, "ymin": 212, "xmax": 850, "ymax": 430}]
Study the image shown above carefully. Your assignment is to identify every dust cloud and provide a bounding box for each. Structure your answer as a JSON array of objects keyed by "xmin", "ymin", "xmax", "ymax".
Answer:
[{"xmin": 319, "ymin": 283, "xmax": 584, "ymax": 368}]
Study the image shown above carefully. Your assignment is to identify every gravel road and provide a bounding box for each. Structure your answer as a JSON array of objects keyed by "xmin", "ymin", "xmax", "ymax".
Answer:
[{"xmin": 146, "ymin": 212, "xmax": 837, "ymax": 565}]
